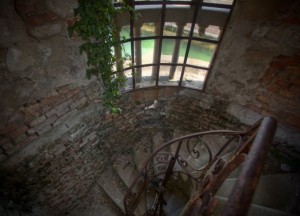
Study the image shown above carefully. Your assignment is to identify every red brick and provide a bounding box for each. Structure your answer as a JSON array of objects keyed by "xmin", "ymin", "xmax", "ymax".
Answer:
[
  {"xmin": 279, "ymin": 89, "xmax": 295, "ymax": 98},
  {"xmin": 65, "ymin": 88, "xmax": 81, "ymax": 99},
  {"xmin": 165, "ymin": 87, "xmax": 179, "ymax": 97},
  {"xmin": 33, "ymin": 115, "xmax": 57, "ymax": 135},
  {"xmin": 280, "ymin": 15, "xmax": 300, "ymax": 25},
  {"xmin": 70, "ymin": 97, "xmax": 87, "ymax": 110},
  {"xmin": 0, "ymin": 122, "xmax": 19, "ymax": 135},
  {"xmin": 2, "ymin": 142, "xmax": 14, "ymax": 151},
  {"xmin": 7, "ymin": 135, "xmax": 37, "ymax": 155},
  {"xmin": 15, "ymin": 0, "xmax": 37, "ymax": 16},
  {"xmin": 46, "ymin": 99, "xmax": 73, "ymax": 118},
  {"xmin": 7, "ymin": 112, "xmax": 24, "ymax": 124},
  {"xmin": 41, "ymin": 94, "xmax": 66, "ymax": 108},
  {"xmin": 245, "ymin": 104, "xmax": 262, "ymax": 113},
  {"xmin": 56, "ymin": 84, "xmax": 72, "ymax": 94},
  {"xmin": 14, "ymin": 133, "xmax": 28, "ymax": 144},
  {"xmin": 0, "ymin": 137, "xmax": 10, "ymax": 146},
  {"xmin": 260, "ymin": 109, "xmax": 272, "ymax": 116},
  {"xmin": 260, "ymin": 69, "xmax": 275, "ymax": 85},
  {"xmin": 291, "ymin": 78, "xmax": 300, "ymax": 86},
  {"xmin": 30, "ymin": 115, "xmax": 47, "ymax": 127},
  {"xmin": 275, "ymin": 75, "xmax": 291, "ymax": 88},
  {"xmin": 72, "ymin": 91, "xmax": 85, "ymax": 101},
  {"xmin": 270, "ymin": 55, "xmax": 299, "ymax": 70},
  {"xmin": 9, "ymin": 126, "xmax": 29, "ymax": 139},
  {"xmin": 256, "ymin": 94, "xmax": 270, "ymax": 104},
  {"xmin": 267, "ymin": 83, "xmax": 280, "ymax": 93},
  {"xmin": 286, "ymin": 115, "xmax": 300, "ymax": 129},
  {"xmin": 290, "ymin": 86, "xmax": 300, "ymax": 95}
]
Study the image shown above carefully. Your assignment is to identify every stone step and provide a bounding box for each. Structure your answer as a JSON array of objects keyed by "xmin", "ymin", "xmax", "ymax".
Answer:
[
  {"xmin": 216, "ymin": 174, "xmax": 300, "ymax": 212},
  {"xmin": 214, "ymin": 196, "xmax": 298, "ymax": 216},
  {"xmin": 113, "ymin": 153, "xmax": 139, "ymax": 188},
  {"xmin": 165, "ymin": 190, "xmax": 188, "ymax": 216},
  {"xmin": 134, "ymin": 143, "xmax": 152, "ymax": 171},
  {"xmin": 97, "ymin": 167, "xmax": 128, "ymax": 213},
  {"xmin": 113, "ymin": 153, "xmax": 148, "ymax": 215},
  {"xmin": 68, "ymin": 182, "xmax": 123, "ymax": 216}
]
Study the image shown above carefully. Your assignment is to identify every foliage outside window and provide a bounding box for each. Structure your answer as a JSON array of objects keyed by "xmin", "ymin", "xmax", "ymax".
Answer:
[{"xmin": 69, "ymin": 0, "xmax": 133, "ymax": 112}]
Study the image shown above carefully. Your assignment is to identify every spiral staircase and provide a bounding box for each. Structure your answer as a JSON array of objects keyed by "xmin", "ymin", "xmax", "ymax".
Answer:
[
  {"xmin": 69, "ymin": 117, "xmax": 299, "ymax": 216},
  {"xmin": 1, "ymin": 117, "xmax": 299, "ymax": 216}
]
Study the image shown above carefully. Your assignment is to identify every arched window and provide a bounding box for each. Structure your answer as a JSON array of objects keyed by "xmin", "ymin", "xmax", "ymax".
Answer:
[{"xmin": 114, "ymin": 0, "xmax": 235, "ymax": 91}]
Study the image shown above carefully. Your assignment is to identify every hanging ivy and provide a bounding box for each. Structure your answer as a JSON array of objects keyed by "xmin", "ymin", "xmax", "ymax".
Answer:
[{"xmin": 68, "ymin": 0, "xmax": 134, "ymax": 113}]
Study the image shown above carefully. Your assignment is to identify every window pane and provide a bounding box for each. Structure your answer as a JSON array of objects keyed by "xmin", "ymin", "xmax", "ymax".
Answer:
[
  {"xmin": 135, "ymin": 66, "xmax": 156, "ymax": 89},
  {"xmin": 163, "ymin": 22, "xmax": 177, "ymax": 36},
  {"xmin": 159, "ymin": 65, "xmax": 182, "ymax": 86},
  {"xmin": 161, "ymin": 39, "xmax": 187, "ymax": 64},
  {"xmin": 120, "ymin": 25, "xmax": 130, "ymax": 40},
  {"xmin": 186, "ymin": 41, "xmax": 216, "ymax": 68},
  {"xmin": 141, "ymin": 23, "xmax": 156, "ymax": 37},
  {"xmin": 124, "ymin": 69, "xmax": 133, "ymax": 91},
  {"xmin": 141, "ymin": 39, "xmax": 155, "ymax": 65},
  {"xmin": 161, "ymin": 39, "xmax": 174, "ymax": 63},
  {"xmin": 203, "ymin": 0, "xmax": 234, "ymax": 5},
  {"xmin": 196, "ymin": 25, "xmax": 222, "ymax": 41},
  {"xmin": 122, "ymin": 42, "xmax": 132, "ymax": 68},
  {"xmin": 195, "ymin": 6, "xmax": 229, "ymax": 40},
  {"xmin": 182, "ymin": 68, "xmax": 207, "ymax": 89}
]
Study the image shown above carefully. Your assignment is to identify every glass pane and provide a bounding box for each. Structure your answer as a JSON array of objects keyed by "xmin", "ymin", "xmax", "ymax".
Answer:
[
  {"xmin": 196, "ymin": 6, "xmax": 229, "ymax": 38},
  {"xmin": 122, "ymin": 42, "xmax": 132, "ymax": 68},
  {"xmin": 183, "ymin": 23, "xmax": 192, "ymax": 37},
  {"xmin": 141, "ymin": 23, "xmax": 156, "ymax": 37},
  {"xmin": 165, "ymin": 5, "xmax": 195, "ymax": 37},
  {"xmin": 135, "ymin": 66, "xmax": 156, "ymax": 89},
  {"xmin": 161, "ymin": 39, "xmax": 174, "ymax": 63},
  {"xmin": 203, "ymin": 0, "xmax": 234, "ymax": 5},
  {"xmin": 163, "ymin": 22, "xmax": 177, "ymax": 36},
  {"xmin": 124, "ymin": 69, "xmax": 133, "ymax": 91},
  {"xmin": 187, "ymin": 41, "xmax": 216, "ymax": 68},
  {"xmin": 182, "ymin": 68, "xmax": 207, "ymax": 89},
  {"xmin": 142, "ymin": 39, "xmax": 155, "ymax": 65},
  {"xmin": 196, "ymin": 25, "xmax": 222, "ymax": 41},
  {"xmin": 178, "ymin": 39, "xmax": 188, "ymax": 64},
  {"xmin": 161, "ymin": 39, "xmax": 187, "ymax": 64},
  {"xmin": 120, "ymin": 25, "xmax": 130, "ymax": 40},
  {"xmin": 159, "ymin": 65, "xmax": 182, "ymax": 86}
]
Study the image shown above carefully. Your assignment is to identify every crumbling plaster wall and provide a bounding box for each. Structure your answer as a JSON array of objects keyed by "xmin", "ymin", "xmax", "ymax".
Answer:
[
  {"xmin": 0, "ymin": 0, "xmax": 93, "ymax": 124},
  {"xmin": 207, "ymin": 0, "xmax": 300, "ymax": 133},
  {"xmin": 0, "ymin": 0, "xmax": 299, "ymax": 214}
]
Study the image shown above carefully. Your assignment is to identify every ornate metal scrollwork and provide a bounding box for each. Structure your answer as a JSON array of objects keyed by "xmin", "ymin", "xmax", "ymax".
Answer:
[{"xmin": 123, "ymin": 118, "xmax": 275, "ymax": 216}]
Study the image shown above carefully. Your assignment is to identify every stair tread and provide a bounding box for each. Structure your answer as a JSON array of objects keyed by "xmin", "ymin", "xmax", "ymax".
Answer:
[
  {"xmin": 134, "ymin": 145, "xmax": 152, "ymax": 171},
  {"xmin": 165, "ymin": 191, "xmax": 187, "ymax": 216},
  {"xmin": 69, "ymin": 181, "xmax": 123, "ymax": 216},
  {"xmin": 215, "ymin": 196, "xmax": 299, "ymax": 216},
  {"xmin": 113, "ymin": 154, "xmax": 139, "ymax": 188},
  {"xmin": 216, "ymin": 173, "xmax": 300, "ymax": 212},
  {"xmin": 97, "ymin": 167, "xmax": 128, "ymax": 213}
]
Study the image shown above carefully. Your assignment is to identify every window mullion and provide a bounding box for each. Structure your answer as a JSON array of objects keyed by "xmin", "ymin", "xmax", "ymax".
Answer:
[{"xmin": 179, "ymin": 0, "xmax": 202, "ymax": 87}]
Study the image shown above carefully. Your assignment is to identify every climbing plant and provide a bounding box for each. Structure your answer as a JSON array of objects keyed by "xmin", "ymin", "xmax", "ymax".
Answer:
[{"xmin": 68, "ymin": 0, "xmax": 133, "ymax": 112}]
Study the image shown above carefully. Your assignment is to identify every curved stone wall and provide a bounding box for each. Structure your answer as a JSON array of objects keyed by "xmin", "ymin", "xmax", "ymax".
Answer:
[
  {"xmin": 0, "ymin": 0, "xmax": 299, "ymax": 214},
  {"xmin": 0, "ymin": 87, "xmax": 245, "ymax": 214}
]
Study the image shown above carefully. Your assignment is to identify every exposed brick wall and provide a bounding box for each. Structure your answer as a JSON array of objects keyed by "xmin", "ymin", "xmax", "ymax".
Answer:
[
  {"xmin": 0, "ymin": 82, "xmax": 99, "ymax": 161},
  {"xmin": 0, "ymin": 87, "xmax": 245, "ymax": 214},
  {"xmin": 256, "ymin": 55, "xmax": 300, "ymax": 129}
]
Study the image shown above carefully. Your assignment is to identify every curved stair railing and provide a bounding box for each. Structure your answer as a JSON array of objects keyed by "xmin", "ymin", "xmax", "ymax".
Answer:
[{"xmin": 123, "ymin": 117, "xmax": 277, "ymax": 216}]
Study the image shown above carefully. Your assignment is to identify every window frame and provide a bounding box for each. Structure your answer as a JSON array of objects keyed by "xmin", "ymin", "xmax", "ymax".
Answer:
[{"xmin": 114, "ymin": 0, "xmax": 236, "ymax": 91}]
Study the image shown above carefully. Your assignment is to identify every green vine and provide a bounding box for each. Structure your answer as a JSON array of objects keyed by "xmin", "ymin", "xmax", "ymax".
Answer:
[{"xmin": 68, "ymin": 0, "xmax": 133, "ymax": 113}]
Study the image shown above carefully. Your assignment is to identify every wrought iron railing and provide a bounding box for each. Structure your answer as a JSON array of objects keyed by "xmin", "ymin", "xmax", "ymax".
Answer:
[{"xmin": 123, "ymin": 117, "xmax": 277, "ymax": 216}]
